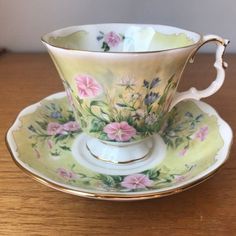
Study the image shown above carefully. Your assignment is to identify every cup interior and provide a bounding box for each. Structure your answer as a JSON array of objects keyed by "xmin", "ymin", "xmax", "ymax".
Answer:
[{"xmin": 42, "ymin": 23, "xmax": 200, "ymax": 53}]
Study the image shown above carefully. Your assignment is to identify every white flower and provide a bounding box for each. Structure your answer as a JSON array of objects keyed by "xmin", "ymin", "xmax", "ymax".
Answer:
[
  {"xmin": 145, "ymin": 113, "xmax": 158, "ymax": 125},
  {"xmin": 118, "ymin": 75, "xmax": 136, "ymax": 90}
]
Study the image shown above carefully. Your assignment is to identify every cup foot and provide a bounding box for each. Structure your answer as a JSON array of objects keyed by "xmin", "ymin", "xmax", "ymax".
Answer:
[
  {"xmin": 72, "ymin": 133, "xmax": 166, "ymax": 175},
  {"xmin": 86, "ymin": 137, "xmax": 154, "ymax": 164}
]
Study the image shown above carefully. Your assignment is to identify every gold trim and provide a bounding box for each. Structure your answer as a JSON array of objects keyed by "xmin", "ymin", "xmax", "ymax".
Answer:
[
  {"xmin": 189, "ymin": 37, "xmax": 230, "ymax": 66},
  {"xmin": 5, "ymin": 92, "xmax": 233, "ymax": 201},
  {"xmin": 5, "ymin": 131, "xmax": 232, "ymax": 201},
  {"xmin": 41, "ymin": 23, "xmax": 201, "ymax": 55},
  {"xmin": 85, "ymin": 143, "xmax": 150, "ymax": 164}
]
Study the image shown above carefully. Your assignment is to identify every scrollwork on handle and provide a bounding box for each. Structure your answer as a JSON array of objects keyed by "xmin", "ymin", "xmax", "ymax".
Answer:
[{"xmin": 170, "ymin": 35, "xmax": 229, "ymax": 110}]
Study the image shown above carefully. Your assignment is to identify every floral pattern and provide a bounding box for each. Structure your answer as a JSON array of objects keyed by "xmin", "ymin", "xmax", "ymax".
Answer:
[
  {"xmin": 70, "ymin": 74, "xmax": 177, "ymax": 142},
  {"xmin": 27, "ymin": 102, "xmax": 82, "ymax": 156},
  {"xmin": 75, "ymin": 75, "xmax": 102, "ymax": 98},
  {"xmin": 47, "ymin": 122, "xmax": 64, "ymax": 135},
  {"xmin": 103, "ymin": 121, "xmax": 136, "ymax": 142},
  {"xmin": 97, "ymin": 31, "xmax": 125, "ymax": 51},
  {"xmin": 18, "ymin": 96, "xmax": 224, "ymax": 193},
  {"xmin": 53, "ymin": 163, "xmax": 195, "ymax": 192},
  {"xmin": 195, "ymin": 126, "xmax": 208, "ymax": 141},
  {"xmin": 121, "ymin": 174, "xmax": 153, "ymax": 190},
  {"xmin": 57, "ymin": 168, "xmax": 76, "ymax": 180},
  {"xmin": 160, "ymin": 109, "xmax": 205, "ymax": 152}
]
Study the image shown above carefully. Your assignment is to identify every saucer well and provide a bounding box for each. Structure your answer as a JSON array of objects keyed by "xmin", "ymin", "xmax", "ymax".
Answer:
[{"xmin": 6, "ymin": 92, "xmax": 233, "ymax": 201}]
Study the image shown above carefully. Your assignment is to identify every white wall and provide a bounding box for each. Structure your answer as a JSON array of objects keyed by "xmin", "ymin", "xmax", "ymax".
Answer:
[{"xmin": 0, "ymin": 0, "xmax": 234, "ymax": 52}]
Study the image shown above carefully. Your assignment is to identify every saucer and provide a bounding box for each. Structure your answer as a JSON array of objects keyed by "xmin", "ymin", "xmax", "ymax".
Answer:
[{"xmin": 6, "ymin": 92, "xmax": 232, "ymax": 201}]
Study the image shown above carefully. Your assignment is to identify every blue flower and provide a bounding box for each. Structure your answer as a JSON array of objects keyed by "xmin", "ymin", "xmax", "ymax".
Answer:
[
  {"xmin": 150, "ymin": 78, "xmax": 160, "ymax": 89},
  {"xmin": 144, "ymin": 92, "xmax": 160, "ymax": 105},
  {"xmin": 184, "ymin": 112, "xmax": 193, "ymax": 118},
  {"xmin": 143, "ymin": 80, "xmax": 149, "ymax": 88},
  {"xmin": 51, "ymin": 111, "xmax": 62, "ymax": 119}
]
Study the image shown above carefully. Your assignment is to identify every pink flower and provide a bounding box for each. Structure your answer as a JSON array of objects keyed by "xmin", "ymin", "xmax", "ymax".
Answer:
[
  {"xmin": 57, "ymin": 168, "xmax": 75, "ymax": 180},
  {"xmin": 75, "ymin": 75, "xmax": 102, "ymax": 99},
  {"xmin": 104, "ymin": 31, "xmax": 121, "ymax": 47},
  {"xmin": 65, "ymin": 88, "xmax": 74, "ymax": 107},
  {"xmin": 103, "ymin": 121, "xmax": 136, "ymax": 142},
  {"xmin": 174, "ymin": 175, "xmax": 188, "ymax": 183},
  {"xmin": 47, "ymin": 122, "xmax": 64, "ymax": 135},
  {"xmin": 34, "ymin": 148, "xmax": 40, "ymax": 159},
  {"xmin": 179, "ymin": 147, "xmax": 188, "ymax": 157},
  {"xmin": 47, "ymin": 140, "xmax": 53, "ymax": 149},
  {"xmin": 121, "ymin": 174, "xmax": 153, "ymax": 190},
  {"xmin": 63, "ymin": 121, "xmax": 80, "ymax": 131},
  {"xmin": 195, "ymin": 126, "xmax": 208, "ymax": 141}
]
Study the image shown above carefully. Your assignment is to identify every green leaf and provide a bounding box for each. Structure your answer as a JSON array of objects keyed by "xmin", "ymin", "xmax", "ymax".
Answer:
[
  {"xmin": 76, "ymin": 97, "xmax": 83, "ymax": 105},
  {"xmin": 59, "ymin": 145, "xmax": 71, "ymax": 151},
  {"xmin": 36, "ymin": 121, "xmax": 48, "ymax": 130},
  {"xmin": 196, "ymin": 114, "xmax": 203, "ymax": 121},
  {"xmin": 90, "ymin": 119, "xmax": 106, "ymax": 133},
  {"xmin": 127, "ymin": 117, "xmax": 135, "ymax": 126},
  {"xmin": 28, "ymin": 125, "xmax": 37, "ymax": 133},
  {"xmin": 168, "ymin": 73, "xmax": 175, "ymax": 83},
  {"xmin": 82, "ymin": 180, "xmax": 91, "ymax": 185},
  {"xmin": 158, "ymin": 94, "xmax": 167, "ymax": 106},
  {"xmin": 80, "ymin": 119, "xmax": 87, "ymax": 128},
  {"xmin": 31, "ymin": 143, "xmax": 37, "ymax": 148},
  {"xmin": 68, "ymin": 113, "xmax": 75, "ymax": 121},
  {"xmin": 163, "ymin": 137, "xmax": 174, "ymax": 148},
  {"xmin": 112, "ymin": 175, "xmax": 123, "ymax": 183},
  {"xmin": 143, "ymin": 169, "xmax": 160, "ymax": 180},
  {"xmin": 50, "ymin": 150, "xmax": 60, "ymax": 156},
  {"xmin": 99, "ymin": 132, "xmax": 108, "ymax": 140},
  {"xmin": 55, "ymin": 134, "xmax": 68, "ymax": 143},
  {"xmin": 175, "ymin": 137, "xmax": 184, "ymax": 147},
  {"xmin": 116, "ymin": 103, "xmax": 128, "ymax": 107},
  {"xmin": 101, "ymin": 42, "xmax": 110, "ymax": 52},
  {"xmin": 100, "ymin": 108, "xmax": 109, "ymax": 115},
  {"xmin": 90, "ymin": 100, "xmax": 107, "ymax": 107},
  {"xmin": 75, "ymin": 109, "xmax": 83, "ymax": 118},
  {"xmin": 147, "ymin": 106, "xmax": 152, "ymax": 113},
  {"xmin": 96, "ymin": 174, "xmax": 116, "ymax": 187}
]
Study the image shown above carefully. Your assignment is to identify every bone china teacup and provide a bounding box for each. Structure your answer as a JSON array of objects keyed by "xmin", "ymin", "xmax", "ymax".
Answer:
[{"xmin": 42, "ymin": 23, "xmax": 229, "ymax": 164}]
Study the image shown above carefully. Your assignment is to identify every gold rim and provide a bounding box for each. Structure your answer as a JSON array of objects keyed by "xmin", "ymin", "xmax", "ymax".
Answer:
[
  {"xmin": 189, "ymin": 36, "xmax": 230, "ymax": 66},
  {"xmin": 5, "ymin": 132, "xmax": 232, "ymax": 201},
  {"xmin": 41, "ymin": 23, "xmax": 202, "ymax": 54},
  {"xmin": 5, "ymin": 92, "xmax": 233, "ymax": 201},
  {"xmin": 85, "ymin": 143, "xmax": 151, "ymax": 164}
]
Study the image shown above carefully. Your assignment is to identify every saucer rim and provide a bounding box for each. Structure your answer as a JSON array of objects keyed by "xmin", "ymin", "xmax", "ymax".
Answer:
[{"xmin": 6, "ymin": 92, "xmax": 233, "ymax": 201}]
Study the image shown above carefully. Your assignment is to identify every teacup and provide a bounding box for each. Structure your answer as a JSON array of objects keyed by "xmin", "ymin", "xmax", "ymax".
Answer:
[{"xmin": 42, "ymin": 23, "xmax": 229, "ymax": 164}]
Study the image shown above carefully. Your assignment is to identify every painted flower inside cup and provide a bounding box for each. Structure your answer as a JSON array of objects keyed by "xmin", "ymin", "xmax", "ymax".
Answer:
[{"xmin": 42, "ymin": 23, "xmax": 229, "ymax": 164}]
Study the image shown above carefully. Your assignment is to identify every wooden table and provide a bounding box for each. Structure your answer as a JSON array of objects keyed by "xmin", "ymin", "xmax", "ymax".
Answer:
[{"xmin": 0, "ymin": 53, "xmax": 235, "ymax": 236}]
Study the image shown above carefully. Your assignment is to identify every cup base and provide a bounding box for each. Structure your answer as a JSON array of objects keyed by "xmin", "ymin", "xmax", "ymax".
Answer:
[
  {"xmin": 86, "ymin": 137, "xmax": 154, "ymax": 164},
  {"xmin": 72, "ymin": 133, "xmax": 166, "ymax": 175}
]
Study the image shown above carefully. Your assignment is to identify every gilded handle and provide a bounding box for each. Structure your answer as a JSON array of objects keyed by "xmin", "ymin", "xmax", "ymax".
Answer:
[{"xmin": 170, "ymin": 35, "xmax": 229, "ymax": 110}]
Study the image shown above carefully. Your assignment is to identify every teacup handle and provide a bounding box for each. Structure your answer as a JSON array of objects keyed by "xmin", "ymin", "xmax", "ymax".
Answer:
[{"xmin": 170, "ymin": 35, "xmax": 229, "ymax": 110}]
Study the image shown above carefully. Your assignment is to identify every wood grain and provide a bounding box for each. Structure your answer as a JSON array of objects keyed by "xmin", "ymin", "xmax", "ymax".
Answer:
[{"xmin": 0, "ymin": 53, "xmax": 235, "ymax": 236}]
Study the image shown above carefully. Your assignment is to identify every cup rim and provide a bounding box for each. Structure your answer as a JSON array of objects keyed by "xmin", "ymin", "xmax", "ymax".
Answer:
[{"xmin": 41, "ymin": 23, "xmax": 202, "ymax": 54}]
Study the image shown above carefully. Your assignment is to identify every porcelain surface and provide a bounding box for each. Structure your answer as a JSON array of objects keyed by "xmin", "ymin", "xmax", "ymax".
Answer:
[
  {"xmin": 42, "ymin": 23, "xmax": 199, "ymax": 52},
  {"xmin": 6, "ymin": 92, "xmax": 232, "ymax": 201},
  {"xmin": 42, "ymin": 24, "xmax": 229, "ymax": 149}
]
